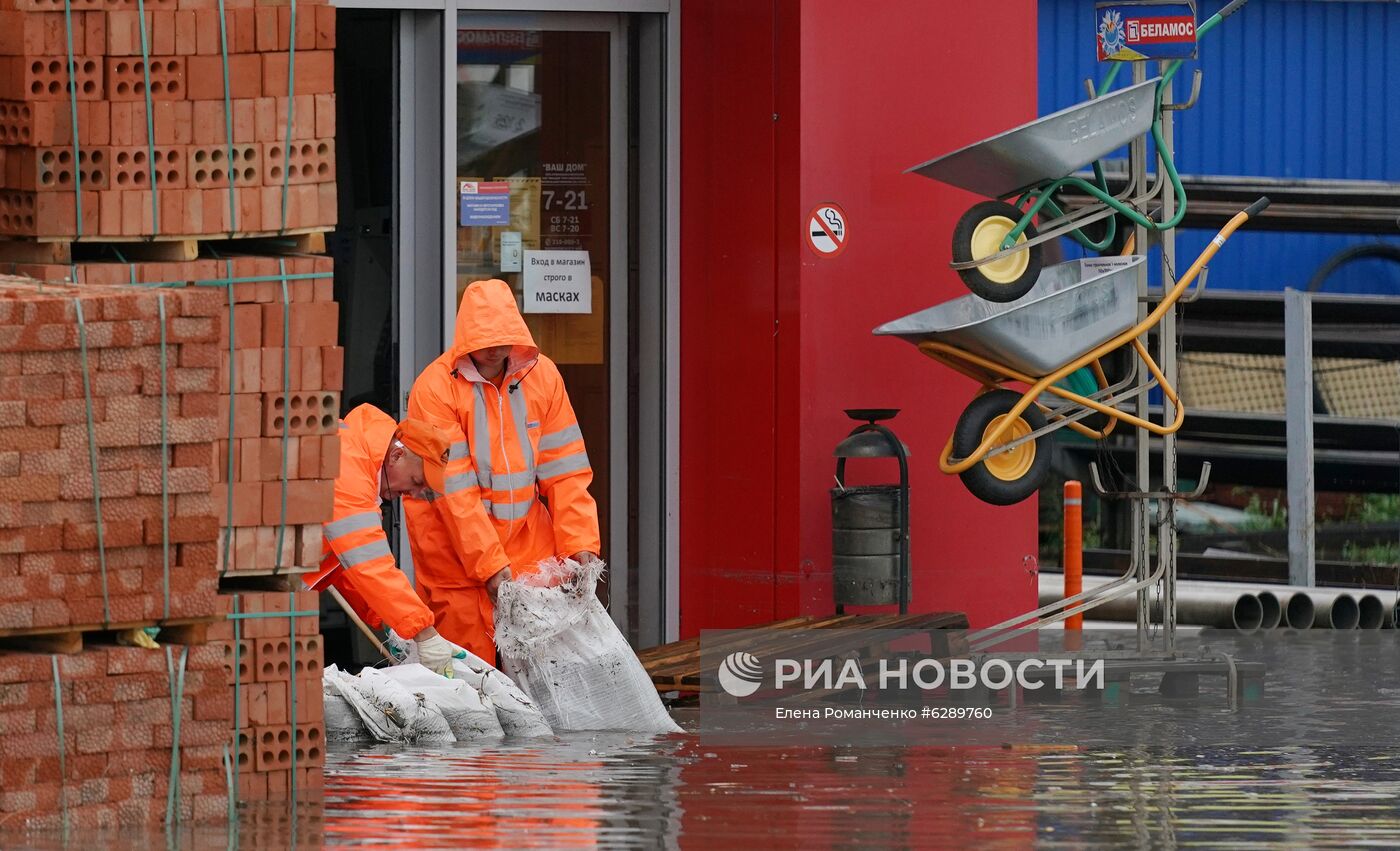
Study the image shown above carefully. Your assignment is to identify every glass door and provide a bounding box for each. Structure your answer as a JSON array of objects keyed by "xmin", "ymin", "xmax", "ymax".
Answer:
[{"xmin": 453, "ymin": 12, "xmax": 624, "ymax": 602}]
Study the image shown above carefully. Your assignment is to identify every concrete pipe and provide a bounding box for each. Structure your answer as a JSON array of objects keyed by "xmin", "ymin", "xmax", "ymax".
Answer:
[
  {"xmin": 1279, "ymin": 591, "xmax": 1315, "ymax": 629},
  {"xmin": 1043, "ymin": 574, "xmax": 1388, "ymax": 630},
  {"xmin": 1035, "ymin": 575, "xmax": 1263, "ymax": 631},
  {"xmin": 1256, "ymin": 591, "xmax": 1284, "ymax": 630},
  {"xmin": 1357, "ymin": 594, "xmax": 1386, "ymax": 630},
  {"xmin": 1312, "ymin": 593, "xmax": 1360, "ymax": 630}
]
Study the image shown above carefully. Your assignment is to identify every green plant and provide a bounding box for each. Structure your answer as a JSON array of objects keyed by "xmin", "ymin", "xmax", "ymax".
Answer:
[
  {"xmin": 1341, "ymin": 493, "xmax": 1400, "ymax": 524},
  {"xmin": 1240, "ymin": 493, "xmax": 1287, "ymax": 531},
  {"xmin": 1342, "ymin": 540, "xmax": 1400, "ymax": 565}
]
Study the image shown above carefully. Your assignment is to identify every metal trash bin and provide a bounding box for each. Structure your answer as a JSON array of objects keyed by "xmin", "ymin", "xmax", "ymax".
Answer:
[{"xmin": 831, "ymin": 409, "xmax": 911, "ymax": 612}]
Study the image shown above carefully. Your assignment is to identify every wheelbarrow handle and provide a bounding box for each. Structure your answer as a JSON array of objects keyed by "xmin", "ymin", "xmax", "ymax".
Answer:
[
  {"xmin": 1218, "ymin": 0, "xmax": 1250, "ymax": 20},
  {"xmin": 1244, "ymin": 196, "xmax": 1271, "ymax": 219}
]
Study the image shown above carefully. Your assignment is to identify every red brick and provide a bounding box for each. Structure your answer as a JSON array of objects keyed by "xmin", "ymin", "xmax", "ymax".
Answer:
[
  {"xmin": 254, "ymin": 725, "xmax": 293, "ymax": 772},
  {"xmin": 254, "ymin": 637, "xmax": 290, "ymax": 683},
  {"xmin": 248, "ymin": 95, "xmax": 273, "ymax": 143},
  {"xmin": 153, "ymin": 100, "xmax": 193, "ymax": 146},
  {"xmin": 314, "ymin": 5, "xmax": 335, "ymax": 50},
  {"xmin": 187, "ymin": 53, "xmax": 260, "ymax": 101},
  {"xmin": 152, "ymin": 10, "xmax": 176, "ymax": 56},
  {"xmin": 193, "ymin": 10, "xmax": 220, "ymax": 55},
  {"xmin": 231, "ymin": 6, "xmax": 256, "ymax": 54},
  {"xmin": 216, "ymin": 481, "xmax": 261, "ymax": 527},
  {"xmin": 289, "ymin": 301, "xmax": 337, "ymax": 347},
  {"xmin": 216, "ymin": 393, "xmax": 262, "ymax": 438},
  {"xmin": 0, "ymin": 55, "xmax": 102, "ymax": 102},
  {"xmin": 261, "ymin": 50, "xmax": 333, "ymax": 98},
  {"xmin": 292, "ymin": 636, "xmax": 321, "ymax": 680},
  {"xmin": 175, "ymin": 9, "xmax": 197, "ymax": 55},
  {"xmin": 295, "ymin": 435, "xmax": 318, "ymax": 479}
]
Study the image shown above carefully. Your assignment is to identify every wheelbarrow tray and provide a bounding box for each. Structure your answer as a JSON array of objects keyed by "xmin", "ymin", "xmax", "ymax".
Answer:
[
  {"xmin": 874, "ymin": 256, "xmax": 1144, "ymax": 378},
  {"xmin": 905, "ymin": 77, "xmax": 1160, "ymax": 199}
]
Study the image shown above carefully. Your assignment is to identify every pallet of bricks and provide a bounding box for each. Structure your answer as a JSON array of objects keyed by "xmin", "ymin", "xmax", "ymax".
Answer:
[
  {"xmin": 0, "ymin": 0, "xmax": 336, "ymax": 251},
  {"xmin": 8, "ymin": 250, "xmax": 342, "ymax": 805},
  {"xmin": 0, "ymin": 0, "xmax": 339, "ymax": 822},
  {"xmin": 0, "ymin": 277, "xmax": 233, "ymax": 829}
]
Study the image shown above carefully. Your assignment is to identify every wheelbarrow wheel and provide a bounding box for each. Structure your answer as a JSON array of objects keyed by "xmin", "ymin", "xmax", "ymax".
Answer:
[
  {"xmin": 953, "ymin": 389, "xmax": 1050, "ymax": 506},
  {"xmin": 952, "ymin": 200, "xmax": 1043, "ymax": 303}
]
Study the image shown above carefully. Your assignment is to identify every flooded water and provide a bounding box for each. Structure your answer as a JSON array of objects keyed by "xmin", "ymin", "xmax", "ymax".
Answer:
[
  {"xmin": 15, "ymin": 631, "xmax": 1400, "ymax": 848},
  {"xmin": 312, "ymin": 728, "xmax": 1400, "ymax": 849},
  {"xmin": 12, "ymin": 724, "xmax": 1400, "ymax": 848}
]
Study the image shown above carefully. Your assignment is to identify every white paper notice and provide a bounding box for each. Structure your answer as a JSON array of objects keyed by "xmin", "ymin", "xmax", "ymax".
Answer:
[
  {"xmin": 500, "ymin": 232, "xmax": 522, "ymax": 272},
  {"xmin": 523, "ymin": 250, "xmax": 591, "ymax": 314}
]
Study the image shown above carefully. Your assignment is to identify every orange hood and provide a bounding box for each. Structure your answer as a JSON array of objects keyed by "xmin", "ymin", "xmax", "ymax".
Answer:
[{"xmin": 451, "ymin": 279, "xmax": 539, "ymax": 376}]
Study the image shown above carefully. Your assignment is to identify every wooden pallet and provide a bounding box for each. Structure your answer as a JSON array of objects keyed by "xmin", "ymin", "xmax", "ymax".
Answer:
[
  {"xmin": 218, "ymin": 566, "xmax": 315, "ymax": 594},
  {"xmin": 0, "ymin": 228, "xmax": 330, "ymax": 265},
  {"xmin": 638, "ymin": 611, "xmax": 970, "ymax": 694},
  {"xmin": 0, "ymin": 615, "xmax": 223, "ymax": 655}
]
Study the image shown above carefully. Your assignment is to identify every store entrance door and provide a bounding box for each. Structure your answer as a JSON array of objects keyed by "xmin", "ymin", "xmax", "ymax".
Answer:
[{"xmin": 452, "ymin": 12, "xmax": 630, "ymax": 626}]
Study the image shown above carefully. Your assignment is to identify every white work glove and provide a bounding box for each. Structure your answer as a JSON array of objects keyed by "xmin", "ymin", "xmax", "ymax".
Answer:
[{"xmin": 415, "ymin": 633, "xmax": 457, "ymax": 676}]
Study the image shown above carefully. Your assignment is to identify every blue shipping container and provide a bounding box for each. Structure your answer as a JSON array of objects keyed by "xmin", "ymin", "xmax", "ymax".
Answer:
[{"xmin": 1038, "ymin": 0, "xmax": 1400, "ymax": 294}]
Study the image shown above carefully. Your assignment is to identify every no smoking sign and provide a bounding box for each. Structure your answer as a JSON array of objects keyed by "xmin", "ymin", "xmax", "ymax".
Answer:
[{"xmin": 806, "ymin": 203, "xmax": 848, "ymax": 257}]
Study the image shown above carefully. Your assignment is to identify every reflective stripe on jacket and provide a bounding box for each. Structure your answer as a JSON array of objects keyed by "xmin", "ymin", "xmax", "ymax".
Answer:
[{"xmin": 304, "ymin": 403, "xmax": 435, "ymax": 637}]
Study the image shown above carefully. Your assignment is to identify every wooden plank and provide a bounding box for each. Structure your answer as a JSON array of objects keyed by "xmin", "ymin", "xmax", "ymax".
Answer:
[
  {"xmin": 643, "ymin": 611, "xmax": 970, "ymax": 693},
  {"xmin": 156, "ymin": 622, "xmax": 211, "ymax": 646},
  {"xmin": 0, "ymin": 632, "xmax": 83, "ymax": 654},
  {"xmin": 0, "ymin": 616, "xmax": 221, "ymax": 650},
  {"xmin": 0, "ymin": 239, "xmax": 71, "ymax": 264},
  {"xmin": 119, "ymin": 239, "xmax": 199, "ymax": 263},
  {"xmin": 218, "ymin": 572, "xmax": 312, "ymax": 594},
  {"xmin": 0, "ymin": 228, "xmax": 331, "ymax": 270}
]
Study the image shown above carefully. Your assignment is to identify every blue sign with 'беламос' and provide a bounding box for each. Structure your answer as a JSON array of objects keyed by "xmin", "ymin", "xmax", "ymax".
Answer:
[{"xmin": 1096, "ymin": 2, "xmax": 1197, "ymax": 61}]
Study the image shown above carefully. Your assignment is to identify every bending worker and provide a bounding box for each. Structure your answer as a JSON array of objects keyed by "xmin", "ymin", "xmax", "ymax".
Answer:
[
  {"xmin": 404, "ymin": 278, "xmax": 601, "ymax": 664},
  {"xmin": 305, "ymin": 403, "xmax": 463, "ymax": 674}
]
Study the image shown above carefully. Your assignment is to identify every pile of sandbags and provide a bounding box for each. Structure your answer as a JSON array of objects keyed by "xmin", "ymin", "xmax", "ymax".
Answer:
[{"xmin": 323, "ymin": 651, "xmax": 552, "ymax": 744}]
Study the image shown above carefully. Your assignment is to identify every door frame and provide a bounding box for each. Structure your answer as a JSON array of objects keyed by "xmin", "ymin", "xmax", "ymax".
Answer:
[{"xmin": 338, "ymin": 0, "xmax": 681, "ymax": 644}]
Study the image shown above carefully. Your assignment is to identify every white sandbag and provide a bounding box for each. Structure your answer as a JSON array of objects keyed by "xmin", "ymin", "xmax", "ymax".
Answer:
[
  {"xmin": 324, "ymin": 665, "xmax": 399, "ymax": 743},
  {"xmin": 374, "ymin": 664, "xmax": 504, "ymax": 740},
  {"xmin": 323, "ymin": 676, "xmax": 374, "ymax": 744},
  {"xmin": 495, "ymin": 557, "xmax": 681, "ymax": 734},
  {"xmin": 386, "ymin": 629, "xmax": 553, "ymax": 738},
  {"xmin": 324, "ymin": 664, "xmax": 455, "ymax": 744}
]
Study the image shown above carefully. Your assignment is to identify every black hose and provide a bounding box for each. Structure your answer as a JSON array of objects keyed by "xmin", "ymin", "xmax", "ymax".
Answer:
[{"xmin": 1306, "ymin": 243, "xmax": 1400, "ymax": 293}]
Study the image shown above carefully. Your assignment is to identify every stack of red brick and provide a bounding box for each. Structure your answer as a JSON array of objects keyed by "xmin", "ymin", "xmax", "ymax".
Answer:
[
  {"xmin": 210, "ymin": 590, "xmax": 324, "ymax": 801},
  {"xmin": 0, "ymin": 0, "xmax": 337, "ymax": 237},
  {"xmin": 0, "ymin": 279, "xmax": 222, "ymax": 630},
  {"xmin": 0, "ymin": 644, "xmax": 232, "ymax": 829},
  {"xmin": 6, "ymin": 254, "xmax": 342, "ymax": 577}
]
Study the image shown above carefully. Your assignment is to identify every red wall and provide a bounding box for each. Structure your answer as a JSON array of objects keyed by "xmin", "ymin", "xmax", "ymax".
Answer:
[{"xmin": 681, "ymin": 0, "xmax": 1041, "ymax": 635}]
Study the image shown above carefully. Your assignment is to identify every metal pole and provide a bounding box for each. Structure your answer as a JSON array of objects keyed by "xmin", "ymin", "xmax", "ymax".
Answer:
[
  {"xmin": 1063, "ymin": 481, "xmax": 1084, "ymax": 632},
  {"xmin": 1130, "ymin": 60, "xmax": 1152, "ymax": 652},
  {"xmin": 1064, "ymin": 480, "xmax": 1083, "ymax": 651},
  {"xmin": 1157, "ymin": 61, "xmax": 1179, "ymax": 655},
  {"xmin": 1285, "ymin": 287, "xmax": 1316, "ymax": 587}
]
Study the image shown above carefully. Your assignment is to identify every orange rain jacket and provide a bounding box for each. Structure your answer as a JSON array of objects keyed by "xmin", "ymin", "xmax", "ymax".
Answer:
[
  {"xmin": 304, "ymin": 404, "xmax": 436, "ymax": 639},
  {"xmin": 405, "ymin": 278, "xmax": 601, "ymax": 663}
]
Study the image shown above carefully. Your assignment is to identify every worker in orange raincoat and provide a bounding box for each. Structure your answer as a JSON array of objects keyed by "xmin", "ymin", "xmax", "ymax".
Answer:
[
  {"xmin": 305, "ymin": 403, "xmax": 464, "ymax": 674},
  {"xmin": 404, "ymin": 278, "xmax": 601, "ymax": 664}
]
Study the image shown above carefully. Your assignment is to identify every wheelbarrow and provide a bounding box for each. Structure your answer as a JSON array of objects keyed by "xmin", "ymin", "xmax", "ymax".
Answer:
[
  {"xmin": 907, "ymin": 0, "xmax": 1252, "ymax": 303},
  {"xmin": 872, "ymin": 198, "xmax": 1269, "ymax": 506}
]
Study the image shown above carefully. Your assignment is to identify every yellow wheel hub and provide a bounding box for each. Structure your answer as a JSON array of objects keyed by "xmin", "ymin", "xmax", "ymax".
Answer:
[
  {"xmin": 969, "ymin": 214, "xmax": 1029, "ymax": 285},
  {"xmin": 982, "ymin": 414, "xmax": 1035, "ymax": 482}
]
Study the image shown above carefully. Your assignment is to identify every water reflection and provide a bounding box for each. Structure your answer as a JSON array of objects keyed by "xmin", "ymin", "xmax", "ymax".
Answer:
[
  {"xmin": 14, "ymin": 735, "xmax": 1400, "ymax": 846},
  {"xmin": 321, "ymin": 736, "xmax": 1400, "ymax": 848}
]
